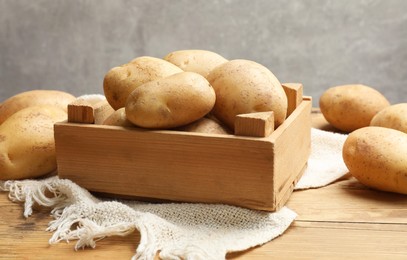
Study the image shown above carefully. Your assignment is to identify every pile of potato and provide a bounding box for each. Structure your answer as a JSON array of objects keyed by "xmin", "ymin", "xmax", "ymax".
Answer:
[
  {"xmin": 0, "ymin": 90, "xmax": 75, "ymax": 180},
  {"xmin": 319, "ymin": 84, "xmax": 407, "ymax": 195},
  {"xmin": 0, "ymin": 50, "xmax": 289, "ymax": 180},
  {"xmin": 102, "ymin": 50, "xmax": 288, "ymax": 134}
]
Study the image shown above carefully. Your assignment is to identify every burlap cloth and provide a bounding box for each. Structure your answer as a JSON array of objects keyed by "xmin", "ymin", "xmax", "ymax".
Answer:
[{"xmin": 0, "ymin": 128, "xmax": 348, "ymax": 260}]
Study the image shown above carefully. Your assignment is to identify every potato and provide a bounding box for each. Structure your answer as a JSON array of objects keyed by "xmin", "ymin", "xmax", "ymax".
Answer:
[
  {"xmin": 207, "ymin": 59, "xmax": 287, "ymax": 130},
  {"xmin": 370, "ymin": 103, "xmax": 407, "ymax": 134},
  {"xmin": 319, "ymin": 84, "xmax": 390, "ymax": 132},
  {"xmin": 342, "ymin": 126, "xmax": 407, "ymax": 194},
  {"xmin": 0, "ymin": 90, "xmax": 75, "ymax": 125},
  {"xmin": 126, "ymin": 72, "xmax": 216, "ymax": 129},
  {"xmin": 164, "ymin": 49, "xmax": 228, "ymax": 78},
  {"xmin": 177, "ymin": 117, "xmax": 231, "ymax": 134},
  {"xmin": 76, "ymin": 94, "xmax": 106, "ymax": 106},
  {"xmin": 102, "ymin": 108, "xmax": 133, "ymax": 127},
  {"xmin": 0, "ymin": 106, "xmax": 67, "ymax": 180},
  {"xmin": 103, "ymin": 56, "xmax": 183, "ymax": 110}
]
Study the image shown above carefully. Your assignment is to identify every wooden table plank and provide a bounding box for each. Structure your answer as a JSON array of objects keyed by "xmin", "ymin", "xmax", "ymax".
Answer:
[
  {"xmin": 290, "ymin": 177, "xmax": 407, "ymax": 224},
  {"xmin": 0, "ymin": 196, "xmax": 138, "ymax": 259},
  {"xmin": 2, "ymin": 185, "xmax": 407, "ymax": 260},
  {"xmin": 1, "ymin": 110, "xmax": 407, "ymax": 259},
  {"xmin": 229, "ymin": 221, "xmax": 407, "ymax": 259}
]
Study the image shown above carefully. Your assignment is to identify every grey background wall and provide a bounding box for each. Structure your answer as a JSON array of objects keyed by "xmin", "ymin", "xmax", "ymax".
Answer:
[{"xmin": 1, "ymin": 0, "xmax": 406, "ymax": 106}]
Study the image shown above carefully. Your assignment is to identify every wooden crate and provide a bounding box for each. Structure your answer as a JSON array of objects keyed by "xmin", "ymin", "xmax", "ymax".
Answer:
[{"xmin": 54, "ymin": 83, "xmax": 311, "ymax": 211}]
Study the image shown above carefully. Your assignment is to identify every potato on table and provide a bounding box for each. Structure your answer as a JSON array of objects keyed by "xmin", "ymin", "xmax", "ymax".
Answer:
[
  {"xmin": 207, "ymin": 59, "xmax": 287, "ymax": 130},
  {"xmin": 103, "ymin": 56, "xmax": 183, "ymax": 110},
  {"xmin": 126, "ymin": 72, "xmax": 216, "ymax": 129},
  {"xmin": 0, "ymin": 105, "xmax": 67, "ymax": 180},
  {"xmin": 0, "ymin": 90, "xmax": 75, "ymax": 125},
  {"xmin": 370, "ymin": 103, "xmax": 407, "ymax": 134},
  {"xmin": 342, "ymin": 126, "xmax": 407, "ymax": 195},
  {"xmin": 319, "ymin": 84, "xmax": 390, "ymax": 132}
]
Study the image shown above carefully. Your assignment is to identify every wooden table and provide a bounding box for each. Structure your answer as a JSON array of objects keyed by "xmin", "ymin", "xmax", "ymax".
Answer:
[{"xmin": 1, "ymin": 111, "xmax": 406, "ymax": 259}]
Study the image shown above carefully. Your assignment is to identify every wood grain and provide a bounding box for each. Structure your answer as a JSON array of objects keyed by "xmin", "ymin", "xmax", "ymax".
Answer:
[
  {"xmin": 0, "ymin": 196, "xmax": 139, "ymax": 259},
  {"xmin": 282, "ymin": 83, "xmax": 304, "ymax": 117},
  {"xmin": 229, "ymin": 221, "xmax": 407, "ymax": 259},
  {"xmin": 1, "ymin": 111, "xmax": 407, "ymax": 259},
  {"xmin": 290, "ymin": 177, "xmax": 407, "ymax": 224},
  {"xmin": 68, "ymin": 99, "xmax": 114, "ymax": 125},
  {"xmin": 68, "ymin": 99, "xmax": 95, "ymax": 124},
  {"xmin": 234, "ymin": 111, "xmax": 274, "ymax": 137}
]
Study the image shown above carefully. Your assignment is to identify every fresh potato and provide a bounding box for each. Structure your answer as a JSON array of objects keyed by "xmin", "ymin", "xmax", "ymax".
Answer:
[
  {"xmin": 319, "ymin": 84, "xmax": 390, "ymax": 132},
  {"xmin": 102, "ymin": 108, "xmax": 133, "ymax": 127},
  {"xmin": 342, "ymin": 126, "xmax": 407, "ymax": 194},
  {"xmin": 207, "ymin": 59, "xmax": 287, "ymax": 130},
  {"xmin": 370, "ymin": 103, "xmax": 407, "ymax": 134},
  {"xmin": 103, "ymin": 56, "xmax": 183, "ymax": 110},
  {"xmin": 0, "ymin": 106, "xmax": 67, "ymax": 180},
  {"xmin": 0, "ymin": 90, "xmax": 75, "ymax": 125},
  {"xmin": 177, "ymin": 117, "xmax": 231, "ymax": 134},
  {"xmin": 126, "ymin": 72, "xmax": 216, "ymax": 129},
  {"xmin": 76, "ymin": 94, "xmax": 106, "ymax": 106},
  {"xmin": 164, "ymin": 49, "xmax": 228, "ymax": 78}
]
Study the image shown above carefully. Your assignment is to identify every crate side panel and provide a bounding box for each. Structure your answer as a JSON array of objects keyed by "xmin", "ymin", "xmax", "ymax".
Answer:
[
  {"xmin": 55, "ymin": 124, "xmax": 276, "ymax": 210},
  {"xmin": 273, "ymin": 99, "xmax": 312, "ymax": 209}
]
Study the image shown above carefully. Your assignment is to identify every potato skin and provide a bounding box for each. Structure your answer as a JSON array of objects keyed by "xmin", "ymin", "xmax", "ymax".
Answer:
[
  {"xmin": 342, "ymin": 126, "xmax": 407, "ymax": 194},
  {"xmin": 319, "ymin": 84, "xmax": 390, "ymax": 132},
  {"xmin": 207, "ymin": 59, "xmax": 287, "ymax": 130},
  {"xmin": 126, "ymin": 72, "xmax": 216, "ymax": 129},
  {"xmin": 370, "ymin": 103, "xmax": 407, "ymax": 134},
  {"xmin": 103, "ymin": 56, "xmax": 183, "ymax": 110},
  {"xmin": 164, "ymin": 50, "xmax": 228, "ymax": 78},
  {"xmin": 102, "ymin": 108, "xmax": 133, "ymax": 127},
  {"xmin": 0, "ymin": 90, "xmax": 75, "ymax": 125},
  {"xmin": 177, "ymin": 117, "xmax": 231, "ymax": 135},
  {"xmin": 0, "ymin": 106, "xmax": 67, "ymax": 180}
]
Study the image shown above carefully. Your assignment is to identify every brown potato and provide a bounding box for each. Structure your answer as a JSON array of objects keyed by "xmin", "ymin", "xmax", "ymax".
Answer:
[
  {"xmin": 343, "ymin": 126, "xmax": 407, "ymax": 194},
  {"xmin": 76, "ymin": 94, "xmax": 106, "ymax": 106},
  {"xmin": 126, "ymin": 72, "xmax": 216, "ymax": 129},
  {"xmin": 207, "ymin": 59, "xmax": 287, "ymax": 130},
  {"xmin": 102, "ymin": 108, "xmax": 133, "ymax": 127},
  {"xmin": 0, "ymin": 90, "xmax": 75, "ymax": 125},
  {"xmin": 0, "ymin": 106, "xmax": 67, "ymax": 180},
  {"xmin": 319, "ymin": 84, "xmax": 390, "ymax": 132},
  {"xmin": 103, "ymin": 56, "xmax": 183, "ymax": 110},
  {"xmin": 370, "ymin": 103, "xmax": 407, "ymax": 134},
  {"xmin": 177, "ymin": 117, "xmax": 231, "ymax": 134},
  {"xmin": 164, "ymin": 49, "xmax": 228, "ymax": 78}
]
